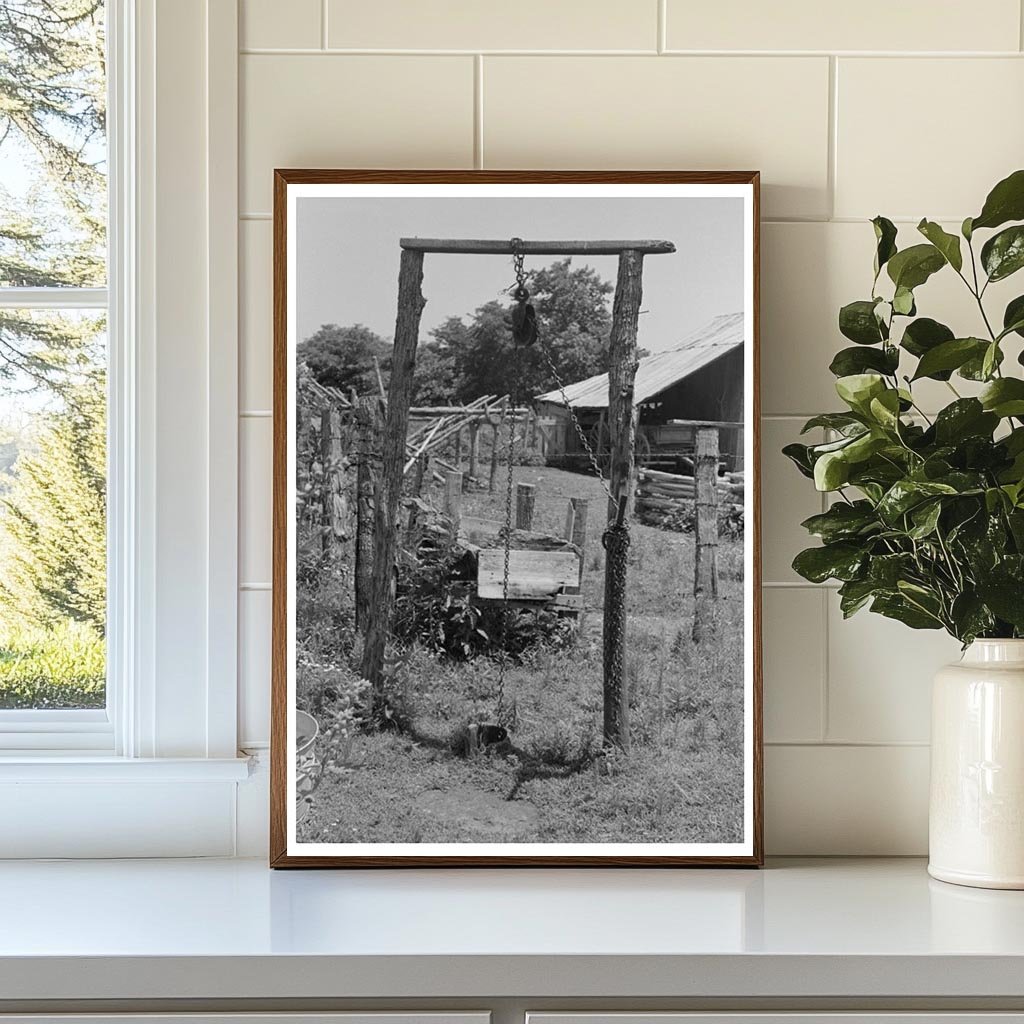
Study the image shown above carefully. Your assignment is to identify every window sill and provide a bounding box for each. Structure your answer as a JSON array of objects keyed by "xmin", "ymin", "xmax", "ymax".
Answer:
[{"xmin": 0, "ymin": 754, "xmax": 252, "ymax": 782}]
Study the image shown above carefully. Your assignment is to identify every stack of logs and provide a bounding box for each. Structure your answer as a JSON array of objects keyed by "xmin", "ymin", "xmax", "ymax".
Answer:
[{"xmin": 635, "ymin": 466, "xmax": 744, "ymax": 527}]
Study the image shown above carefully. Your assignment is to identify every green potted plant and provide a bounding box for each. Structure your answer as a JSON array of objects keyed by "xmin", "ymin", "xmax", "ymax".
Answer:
[{"xmin": 786, "ymin": 169, "xmax": 1024, "ymax": 889}]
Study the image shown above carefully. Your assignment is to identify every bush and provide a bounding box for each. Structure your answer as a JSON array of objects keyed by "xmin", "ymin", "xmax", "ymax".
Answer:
[
  {"xmin": 0, "ymin": 620, "xmax": 105, "ymax": 709},
  {"xmin": 641, "ymin": 499, "xmax": 744, "ymax": 540},
  {"xmin": 392, "ymin": 540, "xmax": 575, "ymax": 660}
]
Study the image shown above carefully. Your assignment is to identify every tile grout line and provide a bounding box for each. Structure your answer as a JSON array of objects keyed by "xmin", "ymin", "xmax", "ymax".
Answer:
[
  {"xmin": 766, "ymin": 740, "xmax": 931, "ymax": 748},
  {"xmin": 237, "ymin": 47, "xmax": 1024, "ymax": 57},
  {"xmin": 827, "ymin": 55, "xmax": 838, "ymax": 220},
  {"xmin": 820, "ymin": 587, "xmax": 831, "ymax": 742},
  {"xmin": 474, "ymin": 55, "xmax": 484, "ymax": 170}
]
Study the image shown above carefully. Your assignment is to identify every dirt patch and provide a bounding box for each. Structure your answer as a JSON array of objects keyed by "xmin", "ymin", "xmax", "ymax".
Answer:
[{"xmin": 416, "ymin": 784, "xmax": 539, "ymax": 840}]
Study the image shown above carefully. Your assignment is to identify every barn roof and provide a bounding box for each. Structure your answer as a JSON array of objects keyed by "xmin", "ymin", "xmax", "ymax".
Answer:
[{"xmin": 535, "ymin": 311, "xmax": 745, "ymax": 410}]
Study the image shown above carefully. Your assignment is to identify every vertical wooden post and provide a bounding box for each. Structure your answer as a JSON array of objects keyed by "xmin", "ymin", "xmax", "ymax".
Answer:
[
  {"xmin": 564, "ymin": 496, "xmax": 589, "ymax": 586},
  {"xmin": 528, "ymin": 409, "xmax": 537, "ymax": 452},
  {"xmin": 319, "ymin": 406, "xmax": 344, "ymax": 556},
  {"xmin": 602, "ymin": 249, "xmax": 644, "ymax": 752},
  {"xmin": 353, "ymin": 395, "xmax": 382, "ymax": 633},
  {"xmin": 468, "ymin": 419, "xmax": 480, "ymax": 480},
  {"xmin": 692, "ymin": 426, "xmax": 720, "ymax": 644},
  {"xmin": 515, "ymin": 482, "xmax": 536, "ymax": 530},
  {"xmin": 443, "ymin": 469, "xmax": 463, "ymax": 533},
  {"xmin": 454, "ymin": 426, "xmax": 463, "ymax": 467},
  {"xmin": 361, "ymin": 249, "xmax": 426, "ymax": 708},
  {"xmin": 489, "ymin": 423, "xmax": 501, "ymax": 492},
  {"xmin": 412, "ymin": 451, "xmax": 428, "ymax": 496}
]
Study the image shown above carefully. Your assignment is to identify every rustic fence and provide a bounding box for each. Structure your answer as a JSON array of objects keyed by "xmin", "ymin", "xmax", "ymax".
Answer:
[{"xmin": 634, "ymin": 426, "xmax": 745, "ymax": 642}]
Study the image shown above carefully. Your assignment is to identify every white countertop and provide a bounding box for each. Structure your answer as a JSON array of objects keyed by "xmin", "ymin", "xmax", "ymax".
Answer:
[{"xmin": 2, "ymin": 857, "xmax": 1024, "ymax": 1002}]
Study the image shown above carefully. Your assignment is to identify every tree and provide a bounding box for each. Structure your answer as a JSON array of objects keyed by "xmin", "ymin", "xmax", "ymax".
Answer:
[
  {"xmin": 0, "ymin": 374, "xmax": 106, "ymax": 632},
  {"xmin": 425, "ymin": 258, "xmax": 616, "ymax": 402},
  {"xmin": 0, "ymin": 2, "xmax": 107, "ymax": 645},
  {"xmin": 0, "ymin": 0, "xmax": 106, "ymax": 393},
  {"xmin": 411, "ymin": 341, "xmax": 457, "ymax": 404},
  {"xmin": 298, "ymin": 323, "xmax": 392, "ymax": 395}
]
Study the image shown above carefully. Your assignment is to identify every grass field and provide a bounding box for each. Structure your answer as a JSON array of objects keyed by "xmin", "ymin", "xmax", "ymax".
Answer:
[
  {"xmin": 0, "ymin": 620, "xmax": 105, "ymax": 709},
  {"xmin": 298, "ymin": 464, "xmax": 746, "ymax": 846}
]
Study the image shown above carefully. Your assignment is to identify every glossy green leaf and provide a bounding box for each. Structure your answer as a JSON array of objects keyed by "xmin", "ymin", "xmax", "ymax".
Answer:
[
  {"xmin": 960, "ymin": 344, "xmax": 1004, "ymax": 381},
  {"xmin": 835, "ymin": 373, "xmax": 887, "ymax": 413},
  {"xmin": 814, "ymin": 450, "xmax": 850, "ymax": 491},
  {"xmin": 839, "ymin": 299, "xmax": 887, "ymax": 345},
  {"xmin": 828, "ymin": 345, "xmax": 899, "ymax": 378},
  {"xmin": 800, "ymin": 412, "xmax": 865, "ymax": 435},
  {"xmin": 950, "ymin": 592, "xmax": 995, "ymax": 643},
  {"xmin": 981, "ymin": 225, "xmax": 1024, "ymax": 282},
  {"xmin": 871, "ymin": 594, "xmax": 943, "ymax": 630},
  {"xmin": 971, "ymin": 169, "xmax": 1024, "ymax": 232},
  {"xmin": 872, "ymin": 216, "xmax": 898, "ymax": 273},
  {"xmin": 887, "ymin": 243, "xmax": 946, "ymax": 291},
  {"xmin": 877, "ymin": 479, "xmax": 957, "ymax": 523},
  {"xmin": 800, "ymin": 501, "xmax": 879, "ymax": 543},
  {"xmin": 781, "ymin": 442, "xmax": 814, "ymax": 479},
  {"xmin": 982, "ymin": 341, "xmax": 1001, "ymax": 380},
  {"xmin": 900, "ymin": 317, "xmax": 954, "ymax": 360},
  {"xmin": 980, "ymin": 378, "xmax": 1024, "ymax": 418},
  {"xmin": 908, "ymin": 500, "xmax": 942, "ymax": 539},
  {"xmin": 838, "ymin": 578, "xmax": 881, "ymax": 618},
  {"xmin": 911, "ymin": 337, "xmax": 987, "ymax": 380},
  {"xmin": 917, "ymin": 218, "xmax": 963, "ymax": 272},
  {"xmin": 868, "ymin": 389, "xmax": 902, "ymax": 430},
  {"xmin": 892, "ymin": 286, "xmax": 916, "ymax": 316},
  {"xmin": 976, "ymin": 580, "xmax": 1024, "ymax": 629},
  {"xmin": 933, "ymin": 399, "xmax": 999, "ymax": 444},
  {"xmin": 1003, "ymin": 295, "xmax": 1024, "ymax": 340},
  {"xmin": 792, "ymin": 542, "xmax": 866, "ymax": 584}
]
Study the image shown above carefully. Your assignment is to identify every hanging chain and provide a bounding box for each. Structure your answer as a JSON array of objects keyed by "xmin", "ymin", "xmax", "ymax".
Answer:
[
  {"xmin": 493, "ymin": 241, "xmax": 530, "ymax": 729},
  {"xmin": 534, "ymin": 332, "xmax": 617, "ymax": 509}
]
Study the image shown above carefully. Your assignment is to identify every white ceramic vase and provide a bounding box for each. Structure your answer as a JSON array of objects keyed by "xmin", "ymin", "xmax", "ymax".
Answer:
[{"xmin": 929, "ymin": 639, "xmax": 1024, "ymax": 889}]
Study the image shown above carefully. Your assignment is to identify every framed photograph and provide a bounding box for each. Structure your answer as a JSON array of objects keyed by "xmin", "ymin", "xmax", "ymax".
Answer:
[{"xmin": 271, "ymin": 170, "xmax": 762, "ymax": 867}]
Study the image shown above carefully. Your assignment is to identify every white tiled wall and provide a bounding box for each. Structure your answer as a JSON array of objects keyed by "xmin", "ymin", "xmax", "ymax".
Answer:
[{"xmin": 236, "ymin": 0, "xmax": 1023, "ymax": 854}]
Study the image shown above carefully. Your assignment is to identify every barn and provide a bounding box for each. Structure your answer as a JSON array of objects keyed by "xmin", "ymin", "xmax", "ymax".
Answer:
[{"xmin": 534, "ymin": 311, "xmax": 746, "ymax": 472}]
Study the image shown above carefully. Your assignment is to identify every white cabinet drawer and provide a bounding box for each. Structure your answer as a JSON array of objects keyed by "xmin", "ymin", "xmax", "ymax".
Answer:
[
  {"xmin": 529, "ymin": 1016, "xmax": 1024, "ymax": 1024},
  {"xmin": 0, "ymin": 1016, "xmax": 489, "ymax": 1024}
]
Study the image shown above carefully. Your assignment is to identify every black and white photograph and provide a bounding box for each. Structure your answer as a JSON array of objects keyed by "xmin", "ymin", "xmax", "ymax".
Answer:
[{"xmin": 272, "ymin": 171, "xmax": 761, "ymax": 866}]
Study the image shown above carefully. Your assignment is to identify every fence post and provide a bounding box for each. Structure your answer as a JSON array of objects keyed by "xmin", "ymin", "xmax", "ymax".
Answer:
[
  {"xmin": 692, "ymin": 426, "xmax": 720, "ymax": 643},
  {"xmin": 353, "ymin": 395, "xmax": 382, "ymax": 633},
  {"xmin": 489, "ymin": 421, "xmax": 501, "ymax": 492},
  {"xmin": 603, "ymin": 248, "xmax": 643, "ymax": 753},
  {"xmin": 319, "ymin": 406, "xmax": 346, "ymax": 556},
  {"xmin": 564, "ymin": 496, "xmax": 589, "ymax": 586},
  {"xmin": 360, "ymin": 249, "xmax": 425, "ymax": 708},
  {"xmin": 443, "ymin": 469, "xmax": 463, "ymax": 533},
  {"xmin": 515, "ymin": 482, "xmax": 536, "ymax": 530},
  {"xmin": 468, "ymin": 419, "xmax": 480, "ymax": 480},
  {"xmin": 412, "ymin": 451, "xmax": 429, "ymax": 496}
]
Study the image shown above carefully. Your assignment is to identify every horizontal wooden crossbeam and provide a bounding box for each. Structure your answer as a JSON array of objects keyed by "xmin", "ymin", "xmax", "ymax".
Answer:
[{"xmin": 399, "ymin": 238, "xmax": 676, "ymax": 255}]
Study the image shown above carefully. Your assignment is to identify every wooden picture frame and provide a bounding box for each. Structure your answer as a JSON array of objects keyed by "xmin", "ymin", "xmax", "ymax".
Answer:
[{"xmin": 271, "ymin": 170, "xmax": 762, "ymax": 867}]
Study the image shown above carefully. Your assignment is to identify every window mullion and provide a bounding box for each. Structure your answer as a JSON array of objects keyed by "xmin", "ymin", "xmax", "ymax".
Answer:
[{"xmin": 0, "ymin": 287, "xmax": 108, "ymax": 310}]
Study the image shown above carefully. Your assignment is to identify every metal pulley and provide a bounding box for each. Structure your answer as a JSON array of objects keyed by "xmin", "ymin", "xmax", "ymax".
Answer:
[{"xmin": 509, "ymin": 238, "xmax": 538, "ymax": 347}]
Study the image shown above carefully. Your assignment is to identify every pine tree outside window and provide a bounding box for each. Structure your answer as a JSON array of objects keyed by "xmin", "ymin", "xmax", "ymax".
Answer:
[{"xmin": 0, "ymin": 2, "xmax": 109, "ymax": 728}]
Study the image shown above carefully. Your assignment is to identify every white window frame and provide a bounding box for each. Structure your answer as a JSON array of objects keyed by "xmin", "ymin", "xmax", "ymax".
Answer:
[{"xmin": 0, "ymin": 0, "xmax": 249, "ymax": 857}]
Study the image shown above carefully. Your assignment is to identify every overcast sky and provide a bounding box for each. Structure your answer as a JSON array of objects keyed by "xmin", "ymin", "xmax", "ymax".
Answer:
[{"xmin": 296, "ymin": 196, "xmax": 744, "ymax": 355}]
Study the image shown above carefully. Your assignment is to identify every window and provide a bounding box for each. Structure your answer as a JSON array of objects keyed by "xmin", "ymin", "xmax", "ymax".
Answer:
[{"xmin": 0, "ymin": 1, "xmax": 110, "ymax": 740}]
